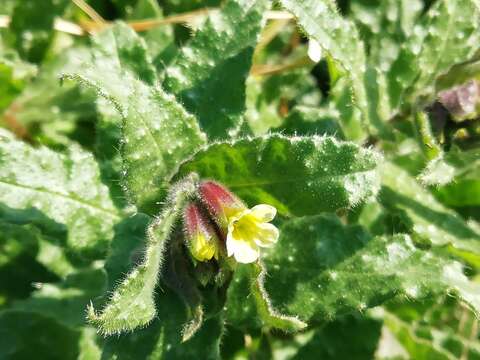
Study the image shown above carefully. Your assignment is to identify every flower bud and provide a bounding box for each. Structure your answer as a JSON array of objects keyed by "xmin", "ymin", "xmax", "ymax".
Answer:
[
  {"xmin": 198, "ymin": 181, "xmax": 246, "ymax": 232},
  {"xmin": 183, "ymin": 203, "xmax": 220, "ymax": 262}
]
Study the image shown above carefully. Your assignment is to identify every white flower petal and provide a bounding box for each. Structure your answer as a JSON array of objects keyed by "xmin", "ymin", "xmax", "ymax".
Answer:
[
  {"xmin": 226, "ymin": 225, "xmax": 259, "ymax": 263},
  {"xmin": 253, "ymin": 222, "xmax": 279, "ymax": 247},
  {"xmin": 225, "ymin": 203, "xmax": 279, "ymax": 263},
  {"xmin": 250, "ymin": 204, "xmax": 277, "ymax": 222},
  {"xmin": 233, "ymin": 240, "xmax": 260, "ymax": 263}
]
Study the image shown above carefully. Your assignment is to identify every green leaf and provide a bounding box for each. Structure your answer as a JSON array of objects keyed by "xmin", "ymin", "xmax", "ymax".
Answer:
[
  {"xmin": 35, "ymin": 239, "xmax": 76, "ymax": 278},
  {"xmin": 380, "ymin": 162, "xmax": 480, "ymax": 254},
  {"xmin": 0, "ymin": 220, "xmax": 37, "ymax": 268},
  {"xmin": 101, "ymin": 290, "xmax": 223, "ymax": 360},
  {"xmin": 7, "ymin": 46, "xmax": 97, "ymax": 149},
  {"xmin": 78, "ymin": 327, "xmax": 103, "ymax": 360},
  {"xmin": 64, "ymin": 23, "xmax": 206, "ymax": 212},
  {"xmin": 279, "ymin": 0, "xmax": 365, "ymax": 104},
  {"xmin": 7, "ymin": 0, "xmax": 68, "ymax": 63},
  {"xmin": 383, "ymin": 296, "xmax": 480, "ymax": 359},
  {"xmin": 65, "ymin": 22, "xmax": 156, "ymax": 97},
  {"xmin": 226, "ymin": 262, "xmax": 306, "ymax": 332},
  {"xmin": 0, "ymin": 51, "xmax": 36, "ymax": 113},
  {"xmin": 163, "ymin": 0, "xmax": 268, "ymax": 139},
  {"xmin": 412, "ymin": 111, "xmax": 455, "ymax": 186},
  {"xmin": 0, "ymin": 311, "xmax": 81, "ymax": 360},
  {"xmin": 0, "ymin": 213, "xmax": 75, "ymax": 277},
  {"xmin": 119, "ymin": 84, "xmax": 205, "ymax": 213},
  {"xmin": 435, "ymin": 179, "xmax": 480, "ymax": 207},
  {"xmin": 0, "ymin": 220, "xmax": 59, "ymax": 304},
  {"xmin": 432, "ymin": 148, "xmax": 480, "ymax": 207},
  {"xmin": 128, "ymin": 0, "xmax": 175, "ymax": 70},
  {"xmin": 87, "ymin": 176, "xmax": 197, "ymax": 335},
  {"xmin": 0, "ymin": 204, "xmax": 76, "ymax": 277},
  {"xmin": 382, "ymin": 310, "xmax": 452, "ymax": 360},
  {"xmin": 352, "ymin": 0, "xmax": 422, "ymax": 72},
  {"xmin": 280, "ymin": 0, "xmax": 388, "ymax": 137},
  {"xmin": 245, "ymin": 69, "xmax": 322, "ymax": 136},
  {"xmin": 0, "ymin": 129, "xmax": 119, "ymax": 258},
  {"xmin": 388, "ymin": 0, "xmax": 480, "ymax": 111},
  {"xmin": 0, "ymin": 0, "xmax": 16, "ymax": 14},
  {"xmin": 94, "ymin": 97, "xmax": 127, "ymax": 210},
  {"xmin": 413, "ymin": 111, "xmax": 442, "ymax": 161},
  {"xmin": 330, "ymin": 77, "xmax": 367, "ymax": 143},
  {"xmin": 382, "ymin": 304, "xmax": 480, "ymax": 360},
  {"xmin": 104, "ymin": 214, "xmax": 151, "ymax": 292},
  {"xmin": 261, "ymin": 215, "xmax": 480, "ymax": 323},
  {"xmin": 11, "ymin": 268, "xmax": 107, "ymax": 328},
  {"xmin": 291, "ymin": 315, "xmax": 382, "ymax": 360},
  {"xmin": 442, "ymin": 262, "xmax": 480, "ymax": 314},
  {"xmin": 176, "ymin": 134, "xmax": 381, "ymax": 216},
  {"xmin": 418, "ymin": 156, "xmax": 456, "ymax": 187},
  {"xmin": 276, "ymin": 105, "xmax": 343, "ymax": 138},
  {"xmin": 243, "ymin": 75, "xmax": 284, "ymax": 136}
]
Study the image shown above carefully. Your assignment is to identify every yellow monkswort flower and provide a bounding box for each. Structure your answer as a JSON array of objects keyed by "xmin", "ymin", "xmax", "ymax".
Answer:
[
  {"xmin": 183, "ymin": 202, "xmax": 220, "ymax": 262},
  {"xmin": 199, "ymin": 181, "xmax": 279, "ymax": 264},
  {"xmin": 226, "ymin": 204, "xmax": 279, "ymax": 263}
]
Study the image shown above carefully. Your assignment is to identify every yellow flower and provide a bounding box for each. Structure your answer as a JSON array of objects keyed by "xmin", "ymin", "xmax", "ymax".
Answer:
[
  {"xmin": 226, "ymin": 204, "xmax": 279, "ymax": 263},
  {"xmin": 183, "ymin": 203, "xmax": 220, "ymax": 262},
  {"xmin": 198, "ymin": 181, "xmax": 280, "ymax": 263},
  {"xmin": 190, "ymin": 231, "xmax": 219, "ymax": 262}
]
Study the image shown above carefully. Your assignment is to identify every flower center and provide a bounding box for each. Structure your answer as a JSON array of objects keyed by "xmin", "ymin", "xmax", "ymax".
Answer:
[{"xmin": 232, "ymin": 214, "xmax": 258, "ymax": 244}]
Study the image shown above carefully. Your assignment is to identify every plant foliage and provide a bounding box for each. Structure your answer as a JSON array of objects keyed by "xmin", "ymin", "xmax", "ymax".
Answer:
[{"xmin": 1, "ymin": 0, "xmax": 480, "ymax": 359}]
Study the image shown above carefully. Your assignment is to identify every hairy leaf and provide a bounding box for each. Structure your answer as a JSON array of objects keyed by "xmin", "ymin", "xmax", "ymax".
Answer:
[
  {"xmin": 87, "ymin": 177, "xmax": 197, "ymax": 335},
  {"xmin": 128, "ymin": 0, "xmax": 175, "ymax": 71},
  {"xmin": 388, "ymin": 0, "xmax": 480, "ymax": 111},
  {"xmin": 413, "ymin": 111, "xmax": 442, "ymax": 161},
  {"xmin": 0, "ymin": 219, "xmax": 75, "ymax": 280},
  {"xmin": 104, "ymin": 214, "xmax": 151, "ymax": 292},
  {"xmin": 0, "ymin": 129, "xmax": 119, "ymax": 258},
  {"xmin": 291, "ymin": 315, "xmax": 382, "ymax": 360},
  {"xmin": 8, "ymin": 46, "xmax": 96, "ymax": 149},
  {"xmin": 280, "ymin": 0, "xmax": 388, "ymax": 136},
  {"xmin": 176, "ymin": 134, "xmax": 381, "ymax": 216},
  {"xmin": 262, "ymin": 215, "xmax": 480, "ymax": 323},
  {"xmin": 0, "ymin": 220, "xmax": 59, "ymax": 304},
  {"xmin": 330, "ymin": 77, "xmax": 366, "ymax": 142},
  {"xmin": 245, "ymin": 69, "xmax": 322, "ymax": 136},
  {"xmin": 101, "ymin": 290, "xmax": 223, "ymax": 360},
  {"xmin": 380, "ymin": 162, "xmax": 480, "ymax": 254},
  {"xmin": 7, "ymin": 0, "xmax": 68, "ymax": 63},
  {"xmin": 63, "ymin": 23, "xmax": 206, "ymax": 213},
  {"xmin": 353, "ymin": 0, "xmax": 422, "ymax": 72},
  {"xmin": 164, "ymin": 0, "xmax": 267, "ymax": 139},
  {"xmin": 0, "ymin": 221, "xmax": 37, "ymax": 268},
  {"xmin": 418, "ymin": 156, "xmax": 456, "ymax": 186},
  {"xmin": 11, "ymin": 269, "xmax": 107, "ymax": 328},
  {"xmin": 0, "ymin": 311, "xmax": 80, "ymax": 360},
  {"xmin": 435, "ymin": 180, "xmax": 480, "ymax": 207},
  {"xmin": 433, "ymin": 148, "xmax": 480, "ymax": 207},
  {"xmin": 226, "ymin": 262, "xmax": 306, "ymax": 332},
  {"xmin": 0, "ymin": 51, "xmax": 36, "ymax": 113},
  {"xmin": 382, "ymin": 305, "xmax": 480, "ymax": 360},
  {"xmin": 277, "ymin": 105, "xmax": 343, "ymax": 138}
]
